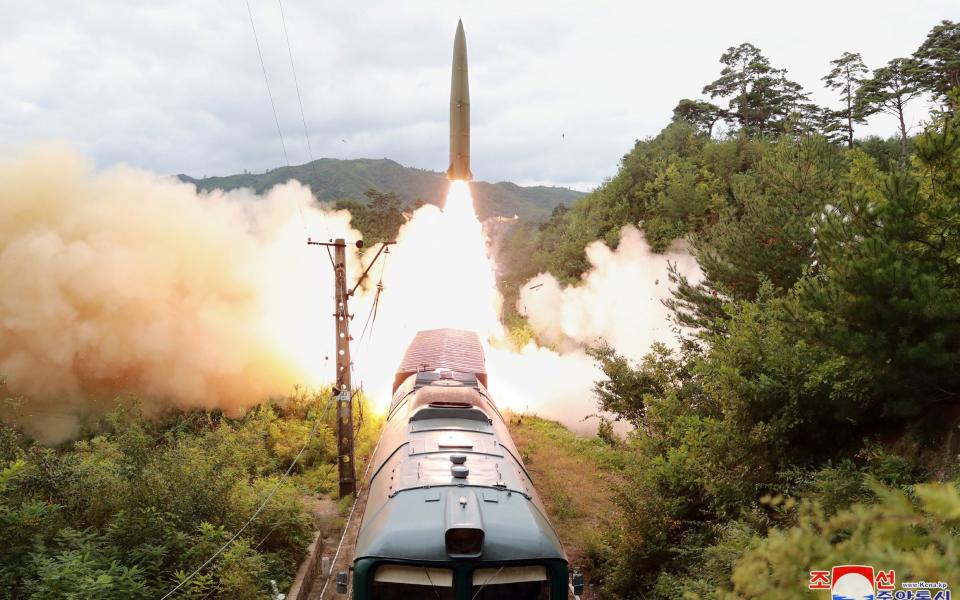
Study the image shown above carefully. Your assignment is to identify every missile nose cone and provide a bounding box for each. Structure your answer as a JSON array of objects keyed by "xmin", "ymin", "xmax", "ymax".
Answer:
[{"xmin": 447, "ymin": 20, "xmax": 472, "ymax": 181}]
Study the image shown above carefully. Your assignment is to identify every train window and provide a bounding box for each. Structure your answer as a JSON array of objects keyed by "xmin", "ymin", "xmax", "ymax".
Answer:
[
  {"xmin": 471, "ymin": 566, "xmax": 550, "ymax": 600},
  {"xmin": 410, "ymin": 407, "xmax": 489, "ymax": 422},
  {"xmin": 372, "ymin": 565, "xmax": 454, "ymax": 600}
]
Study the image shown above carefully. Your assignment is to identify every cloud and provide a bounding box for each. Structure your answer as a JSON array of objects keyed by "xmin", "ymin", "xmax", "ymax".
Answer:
[{"xmin": 0, "ymin": 0, "xmax": 951, "ymax": 188}]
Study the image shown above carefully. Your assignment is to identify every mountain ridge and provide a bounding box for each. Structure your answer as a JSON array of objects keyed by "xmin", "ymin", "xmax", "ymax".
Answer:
[{"xmin": 177, "ymin": 157, "xmax": 585, "ymax": 221}]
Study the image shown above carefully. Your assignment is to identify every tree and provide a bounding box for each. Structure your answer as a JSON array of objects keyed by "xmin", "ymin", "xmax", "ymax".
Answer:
[
  {"xmin": 857, "ymin": 58, "xmax": 924, "ymax": 158},
  {"xmin": 730, "ymin": 482, "xmax": 960, "ymax": 599},
  {"xmin": 702, "ymin": 43, "xmax": 810, "ymax": 136},
  {"xmin": 363, "ymin": 188, "xmax": 405, "ymax": 241},
  {"xmin": 336, "ymin": 189, "xmax": 407, "ymax": 243},
  {"xmin": 793, "ymin": 109, "xmax": 960, "ymax": 418},
  {"xmin": 672, "ymin": 98, "xmax": 724, "ymax": 137},
  {"xmin": 912, "ymin": 19, "xmax": 960, "ymax": 108},
  {"xmin": 690, "ymin": 135, "xmax": 842, "ymax": 304},
  {"xmin": 822, "ymin": 52, "xmax": 869, "ymax": 148}
]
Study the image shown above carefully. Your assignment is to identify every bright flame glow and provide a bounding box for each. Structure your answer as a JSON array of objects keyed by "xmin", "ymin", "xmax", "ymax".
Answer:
[{"xmin": 351, "ymin": 180, "xmax": 503, "ymax": 409}]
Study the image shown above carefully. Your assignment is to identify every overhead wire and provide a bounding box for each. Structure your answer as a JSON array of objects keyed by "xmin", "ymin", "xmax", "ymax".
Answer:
[
  {"xmin": 245, "ymin": 0, "xmax": 312, "ymax": 241},
  {"xmin": 357, "ymin": 248, "xmax": 389, "ymax": 343},
  {"xmin": 170, "ymin": 6, "xmax": 383, "ymax": 598},
  {"xmin": 245, "ymin": 0, "xmax": 291, "ymax": 170},
  {"xmin": 167, "ymin": 6, "xmax": 344, "ymax": 571},
  {"xmin": 276, "ymin": 0, "xmax": 314, "ymax": 165},
  {"xmin": 317, "ymin": 423, "xmax": 385, "ymax": 599},
  {"xmin": 276, "ymin": 0, "xmax": 337, "ymax": 243}
]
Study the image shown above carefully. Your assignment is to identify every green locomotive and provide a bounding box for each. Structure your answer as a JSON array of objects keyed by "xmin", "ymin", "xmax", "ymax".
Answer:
[{"xmin": 336, "ymin": 329, "xmax": 578, "ymax": 600}]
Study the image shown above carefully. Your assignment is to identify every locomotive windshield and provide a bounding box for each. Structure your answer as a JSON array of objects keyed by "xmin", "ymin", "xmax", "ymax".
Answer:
[
  {"xmin": 469, "ymin": 580, "xmax": 550, "ymax": 600},
  {"xmin": 369, "ymin": 564, "xmax": 551, "ymax": 599},
  {"xmin": 371, "ymin": 565, "xmax": 454, "ymax": 600},
  {"xmin": 470, "ymin": 566, "xmax": 551, "ymax": 600}
]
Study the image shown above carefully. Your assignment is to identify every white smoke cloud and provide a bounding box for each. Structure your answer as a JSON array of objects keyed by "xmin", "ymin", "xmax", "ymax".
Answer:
[
  {"xmin": 519, "ymin": 225, "xmax": 701, "ymax": 363},
  {"xmin": 486, "ymin": 344, "xmax": 603, "ymax": 435},
  {"xmin": 0, "ymin": 145, "xmax": 362, "ymax": 441}
]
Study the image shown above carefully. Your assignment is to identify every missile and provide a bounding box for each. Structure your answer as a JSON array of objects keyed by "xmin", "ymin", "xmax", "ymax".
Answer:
[{"xmin": 446, "ymin": 19, "xmax": 472, "ymax": 181}]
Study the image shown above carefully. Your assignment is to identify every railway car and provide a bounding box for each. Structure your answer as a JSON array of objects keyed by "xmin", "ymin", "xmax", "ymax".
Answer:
[{"xmin": 338, "ymin": 328, "xmax": 576, "ymax": 599}]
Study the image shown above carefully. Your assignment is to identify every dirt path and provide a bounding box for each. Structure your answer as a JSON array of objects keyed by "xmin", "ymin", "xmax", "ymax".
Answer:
[
  {"xmin": 508, "ymin": 413, "xmax": 625, "ymax": 599},
  {"xmin": 307, "ymin": 482, "xmax": 370, "ymax": 600}
]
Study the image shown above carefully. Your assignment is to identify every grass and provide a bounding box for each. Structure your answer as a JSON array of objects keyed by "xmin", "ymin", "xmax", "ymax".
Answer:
[{"xmin": 506, "ymin": 412, "xmax": 626, "ymax": 590}]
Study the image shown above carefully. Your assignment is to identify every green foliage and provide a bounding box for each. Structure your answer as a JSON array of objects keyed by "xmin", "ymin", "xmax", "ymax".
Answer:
[
  {"xmin": 496, "ymin": 121, "xmax": 760, "ymax": 300},
  {"xmin": 591, "ymin": 106, "xmax": 960, "ymax": 598},
  {"xmin": 695, "ymin": 136, "xmax": 842, "ymax": 300},
  {"xmin": 823, "ymin": 52, "xmax": 869, "ymax": 148},
  {"xmin": 912, "ymin": 20, "xmax": 960, "ymax": 107},
  {"xmin": 338, "ymin": 188, "xmax": 406, "ymax": 243},
  {"xmin": 673, "ymin": 99, "xmax": 724, "ymax": 137},
  {"xmin": 857, "ymin": 134, "xmax": 913, "ymax": 170},
  {"xmin": 490, "ymin": 73, "xmax": 958, "ymax": 600},
  {"xmin": 702, "ymin": 43, "xmax": 812, "ymax": 137},
  {"xmin": 791, "ymin": 111, "xmax": 960, "ymax": 419},
  {"xmin": 334, "ymin": 188, "xmax": 407, "ymax": 245},
  {"xmin": 728, "ymin": 481, "xmax": 960, "ymax": 599},
  {"xmin": 0, "ymin": 390, "xmax": 380, "ymax": 599},
  {"xmin": 857, "ymin": 57, "xmax": 925, "ymax": 157},
  {"xmin": 590, "ymin": 343, "xmax": 695, "ymax": 429}
]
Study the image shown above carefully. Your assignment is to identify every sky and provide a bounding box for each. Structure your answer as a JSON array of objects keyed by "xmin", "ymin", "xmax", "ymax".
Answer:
[{"xmin": 1, "ymin": 1, "xmax": 955, "ymax": 192}]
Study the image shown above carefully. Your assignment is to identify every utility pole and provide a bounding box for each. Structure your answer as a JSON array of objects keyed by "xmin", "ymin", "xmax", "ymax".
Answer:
[
  {"xmin": 308, "ymin": 237, "xmax": 395, "ymax": 498},
  {"xmin": 332, "ymin": 239, "xmax": 355, "ymax": 497}
]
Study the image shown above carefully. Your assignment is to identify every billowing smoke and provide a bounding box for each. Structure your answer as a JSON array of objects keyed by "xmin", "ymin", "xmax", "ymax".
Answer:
[
  {"xmin": 486, "ymin": 344, "xmax": 602, "ymax": 435},
  {"xmin": 0, "ymin": 145, "xmax": 360, "ymax": 442},
  {"xmin": 518, "ymin": 226, "xmax": 702, "ymax": 363},
  {"xmin": 477, "ymin": 225, "xmax": 703, "ymax": 433},
  {"xmin": 349, "ymin": 181, "xmax": 504, "ymax": 400},
  {"xmin": 0, "ymin": 145, "xmax": 701, "ymax": 441}
]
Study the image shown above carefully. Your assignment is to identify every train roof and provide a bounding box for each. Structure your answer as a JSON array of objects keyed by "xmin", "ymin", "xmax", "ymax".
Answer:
[
  {"xmin": 393, "ymin": 328, "xmax": 488, "ymax": 392},
  {"xmin": 355, "ymin": 329, "xmax": 565, "ymax": 565}
]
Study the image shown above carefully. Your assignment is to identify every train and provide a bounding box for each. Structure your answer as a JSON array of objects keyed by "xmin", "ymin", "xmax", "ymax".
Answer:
[{"xmin": 336, "ymin": 328, "xmax": 578, "ymax": 599}]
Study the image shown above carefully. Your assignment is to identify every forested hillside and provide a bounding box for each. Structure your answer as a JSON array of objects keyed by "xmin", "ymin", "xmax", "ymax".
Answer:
[
  {"xmin": 498, "ymin": 19, "xmax": 960, "ymax": 599},
  {"xmin": 178, "ymin": 158, "xmax": 583, "ymax": 222}
]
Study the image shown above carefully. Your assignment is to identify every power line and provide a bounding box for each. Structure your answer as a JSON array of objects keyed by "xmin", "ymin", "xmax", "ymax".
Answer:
[
  {"xmin": 358, "ymin": 250, "xmax": 388, "ymax": 343},
  {"xmin": 245, "ymin": 0, "xmax": 290, "ymax": 170},
  {"xmin": 317, "ymin": 422, "xmax": 384, "ymax": 599},
  {"xmin": 275, "ymin": 0, "xmax": 338, "ymax": 243},
  {"xmin": 276, "ymin": 0, "xmax": 314, "ymax": 163},
  {"xmin": 246, "ymin": 0, "xmax": 314, "ymax": 241}
]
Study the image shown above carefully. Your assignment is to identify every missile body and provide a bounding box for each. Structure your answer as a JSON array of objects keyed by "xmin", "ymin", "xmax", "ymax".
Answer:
[{"xmin": 447, "ymin": 20, "xmax": 472, "ymax": 181}]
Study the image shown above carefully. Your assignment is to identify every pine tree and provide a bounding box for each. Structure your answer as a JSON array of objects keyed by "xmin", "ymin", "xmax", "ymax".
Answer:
[
  {"xmin": 703, "ymin": 43, "xmax": 811, "ymax": 137},
  {"xmin": 794, "ymin": 107, "xmax": 960, "ymax": 417},
  {"xmin": 672, "ymin": 98, "xmax": 724, "ymax": 137},
  {"xmin": 912, "ymin": 19, "xmax": 960, "ymax": 108},
  {"xmin": 856, "ymin": 58, "xmax": 924, "ymax": 158},
  {"xmin": 823, "ymin": 52, "xmax": 869, "ymax": 148}
]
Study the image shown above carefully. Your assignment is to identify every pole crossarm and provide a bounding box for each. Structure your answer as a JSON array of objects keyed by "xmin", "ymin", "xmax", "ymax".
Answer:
[{"xmin": 349, "ymin": 241, "xmax": 395, "ymax": 296}]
